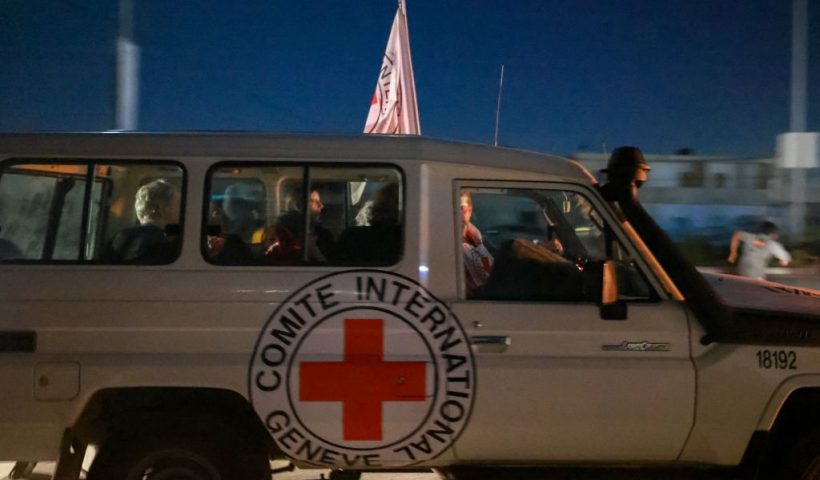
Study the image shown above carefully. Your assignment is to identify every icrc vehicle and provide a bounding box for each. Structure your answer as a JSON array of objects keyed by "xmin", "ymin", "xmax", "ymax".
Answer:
[{"xmin": 0, "ymin": 133, "xmax": 818, "ymax": 480}]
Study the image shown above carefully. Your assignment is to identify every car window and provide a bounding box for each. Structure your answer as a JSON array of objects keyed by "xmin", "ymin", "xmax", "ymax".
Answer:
[
  {"xmin": 204, "ymin": 164, "xmax": 402, "ymax": 266},
  {"xmin": 0, "ymin": 161, "xmax": 185, "ymax": 264},
  {"xmin": 460, "ymin": 186, "xmax": 653, "ymax": 302}
]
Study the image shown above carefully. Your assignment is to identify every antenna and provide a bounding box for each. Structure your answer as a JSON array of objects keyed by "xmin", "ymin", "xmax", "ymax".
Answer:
[{"xmin": 493, "ymin": 64, "xmax": 505, "ymax": 147}]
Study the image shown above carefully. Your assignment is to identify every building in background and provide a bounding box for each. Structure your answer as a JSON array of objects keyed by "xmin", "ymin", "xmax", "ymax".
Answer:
[{"xmin": 571, "ymin": 151, "xmax": 820, "ymax": 247}]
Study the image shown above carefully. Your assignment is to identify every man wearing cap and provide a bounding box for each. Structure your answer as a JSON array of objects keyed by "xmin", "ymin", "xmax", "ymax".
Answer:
[{"xmin": 599, "ymin": 146, "xmax": 652, "ymax": 203}]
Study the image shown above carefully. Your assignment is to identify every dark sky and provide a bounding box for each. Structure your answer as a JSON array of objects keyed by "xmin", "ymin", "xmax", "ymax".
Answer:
[{"xmin": 1, "ymin": 0, "xmax": 818, "ymax": 157}]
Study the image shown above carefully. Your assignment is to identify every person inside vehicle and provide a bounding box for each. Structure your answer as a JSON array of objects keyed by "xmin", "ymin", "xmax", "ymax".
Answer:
[
  {"xmin": 264, "ymin": 187, "xmax": 333, "ymax": 264},
  {"xmin": 470, "ymin": 191, "xmax": 591, "ymax": 301},
  {"xmin": 460, "ymin": 191, "xmax": 494, "ymax": 296},
  {"xmin": 221, "ymin": 182, "xmax": 264, "ymax": 244},
  {"xmin": 335, "ymin": 182, "xmax": 401, "ymax": 265},
  {"xmin": 259, "ymin": 218, "xmax": 302, "ymax": 263},
  {"xmin": 104, "ymin": 179, "xmax": 181, "ymax": 264},
  {"xmin": 206, "ymin": 201, "xmax": 254, "ymax": 265}
]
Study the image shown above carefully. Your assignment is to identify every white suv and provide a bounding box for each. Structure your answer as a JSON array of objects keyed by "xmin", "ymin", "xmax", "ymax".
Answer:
[{"xmin": 0, "ymin": 133, "xmax": 818, "ymax": 480}]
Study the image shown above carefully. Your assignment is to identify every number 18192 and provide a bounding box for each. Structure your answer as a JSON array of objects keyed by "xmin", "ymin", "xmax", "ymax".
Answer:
[{"xmin": 756, "ymin": 350, "xmax": 797, "ymax": 370}]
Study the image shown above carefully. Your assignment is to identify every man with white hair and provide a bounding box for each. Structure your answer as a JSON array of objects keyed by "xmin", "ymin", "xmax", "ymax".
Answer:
[{"xmin": 105, "ymin": 179, "xmax": 181, "ymax": 264}]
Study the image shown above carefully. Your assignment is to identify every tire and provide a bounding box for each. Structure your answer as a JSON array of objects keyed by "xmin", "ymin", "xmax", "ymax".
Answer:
[
  {"xmin": 329, "ymin": 470, "xmax": 362, "ymax": 480},
  {"xmin": 781, "ymin": 429, "xmax": 820, "ymax": 480},
  {"xmin": 87, "ymin": 428, "xmax": 269, "ymax": 480}
]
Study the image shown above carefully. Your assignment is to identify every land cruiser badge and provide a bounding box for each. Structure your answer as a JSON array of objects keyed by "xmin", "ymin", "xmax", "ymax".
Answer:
[{"xmin": 249, "ymin": 270, "xmax": 476, "ymax": 468}]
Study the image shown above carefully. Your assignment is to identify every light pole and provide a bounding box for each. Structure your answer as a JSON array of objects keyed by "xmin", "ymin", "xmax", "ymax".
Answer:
[
  {"xmin": 115, "ymin": 0, "xmax": 139, "ymax": 131},
  {"xmin": 789, "ymin": 0, "xmax": 807, "ymax": 241}
]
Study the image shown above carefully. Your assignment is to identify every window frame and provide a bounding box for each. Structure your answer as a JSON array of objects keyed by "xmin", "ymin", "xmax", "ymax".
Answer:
[
  {"xmin": 202, "ymin": 160, "xmax": 406, "ymax": 268},
  {"xmin": 0, "ymin": 157, "xmax": 187, "ymax": 265},
  {"xmin": 454, "ymin": 179, "xmax": 665, "ymax": 303}
]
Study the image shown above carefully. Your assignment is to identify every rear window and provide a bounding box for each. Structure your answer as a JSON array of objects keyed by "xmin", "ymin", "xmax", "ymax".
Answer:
[{"xmin": 0, "ymin": 160, "xmax": 185, "ymax": 265}]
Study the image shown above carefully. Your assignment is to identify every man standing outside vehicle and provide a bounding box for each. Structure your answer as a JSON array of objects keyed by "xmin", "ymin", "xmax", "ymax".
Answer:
[{"xmin": 728, "ymin": 221, "xmax": 792, "ymax": 280}]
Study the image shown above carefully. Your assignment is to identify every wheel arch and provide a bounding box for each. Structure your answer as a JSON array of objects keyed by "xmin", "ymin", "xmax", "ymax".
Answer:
[
  {"xmin": 767, "ymin": 387, "xmax": 820, "ymax": 448},
  {"xmin": 73, "ymin": 387, "xmax": 275, "ymax": 455},
  {"xmin": 746, "ymin": 385, "xmax": 820, "ymax": 477}
]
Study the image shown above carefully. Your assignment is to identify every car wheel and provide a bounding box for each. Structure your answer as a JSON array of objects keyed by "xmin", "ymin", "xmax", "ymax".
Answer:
[
  {"xmin": 87, "ymin": 429, "xmax": 269, "ymax": 480},
  {"xmin": 781, "ymin": 429, "xmax": 820, "ymax": 480}
]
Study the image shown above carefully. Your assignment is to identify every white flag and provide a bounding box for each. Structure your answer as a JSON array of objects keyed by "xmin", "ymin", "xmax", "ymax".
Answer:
[{"xmin": 364, "ymin": 0, "xmax": 420, "ymax": 135}]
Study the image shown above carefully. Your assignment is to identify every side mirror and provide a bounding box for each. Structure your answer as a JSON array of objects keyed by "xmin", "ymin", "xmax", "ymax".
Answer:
[{"xmin": 600, "ymin": 260, "xmax": 628, "ymax": 320}]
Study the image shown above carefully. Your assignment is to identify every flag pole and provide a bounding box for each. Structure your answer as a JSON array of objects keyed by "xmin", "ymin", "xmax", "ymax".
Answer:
[{"xmin": 493, "ymin": 64, "xmax": 505, "ymax": 147}]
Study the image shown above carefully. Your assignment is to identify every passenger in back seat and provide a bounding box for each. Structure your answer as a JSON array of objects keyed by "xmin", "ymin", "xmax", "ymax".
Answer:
[
  {"xmin": 222, "ymin": 182, "xmax": 264, "ymax": 244},
  {"xmin": 104, "ymin": 179, "xmax": 181, "ymax": 264},
  {"xmin": 263, "ymin": 189, "xmax": 333, "ymax": 264},
  {"xmin": 334, "ymin": 183, "xmax": 401, "ymax": 265},
  {"xmin": 206, "ymin": 202, "xmax": 254, "ymax": 265}
]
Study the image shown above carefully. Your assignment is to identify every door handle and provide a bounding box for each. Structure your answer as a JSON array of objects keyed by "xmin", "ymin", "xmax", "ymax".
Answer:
[
  {"xmin": 470, "ymin": 335, "xmax": 511, "ymax": 353},
  {"xmin": 471, "ymin": 335, "xmax": 510, "ymax": 346}
]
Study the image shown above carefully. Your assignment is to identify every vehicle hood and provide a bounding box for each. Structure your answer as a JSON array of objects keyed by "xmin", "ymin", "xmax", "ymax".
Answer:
[{"xmin": 702, "ymin": 272, "xmax": 820, "ymax": 321}]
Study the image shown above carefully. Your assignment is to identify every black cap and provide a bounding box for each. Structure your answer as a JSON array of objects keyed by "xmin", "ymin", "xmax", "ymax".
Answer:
[{"xmin": 602, "ymin": 146, "xmax": 651, "ymax": 178}]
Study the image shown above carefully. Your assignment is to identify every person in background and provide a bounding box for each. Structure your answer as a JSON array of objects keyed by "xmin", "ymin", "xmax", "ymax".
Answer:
[
  {"xmin": 461, "ymin": 191, "xmax": 493, "ymax": 296},
  {"xmin": 105, "ymin": 179, "xmax": 181, "ymax": 264},
  {"xmin": 728, "ymin": 221, "xmax": 791, "ymax": 280}
]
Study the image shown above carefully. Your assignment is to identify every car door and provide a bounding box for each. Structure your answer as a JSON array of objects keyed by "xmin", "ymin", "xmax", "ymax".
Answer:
[{"xmin": 450, "ymin": 181, "xmax": 695, "ymax": 463}]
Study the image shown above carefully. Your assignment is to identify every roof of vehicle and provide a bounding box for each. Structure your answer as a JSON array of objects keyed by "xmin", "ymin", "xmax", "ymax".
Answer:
[{"xmin": 0, "ymin": 132, "xmax": 594, "ymax": 184}]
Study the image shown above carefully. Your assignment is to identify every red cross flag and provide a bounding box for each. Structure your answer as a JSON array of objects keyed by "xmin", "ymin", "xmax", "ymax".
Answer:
[{"xmin": 364, "ymin": 0, "xmax": 421, "ymax": 135}]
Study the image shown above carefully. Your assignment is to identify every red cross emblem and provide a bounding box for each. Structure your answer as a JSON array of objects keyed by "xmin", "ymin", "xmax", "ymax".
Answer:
[{"xmin": 299, "ymin": 319, "xmax": 427, "ymax": 441}]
